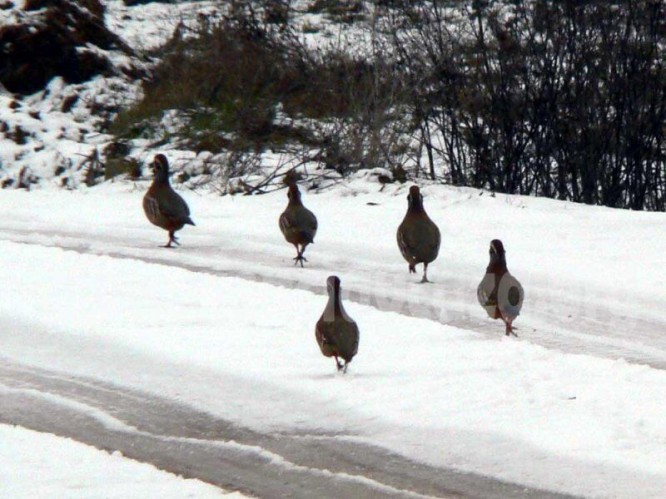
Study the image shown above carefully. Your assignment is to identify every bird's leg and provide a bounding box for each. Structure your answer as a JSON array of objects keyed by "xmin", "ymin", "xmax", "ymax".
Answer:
[
  {"xmin": 292, "ymin": 254, "xmax": 307, "ymax": 267},
  {"xmin": 163, "ymin": 231, "xmax": 181, "ymax": 248},
  {"xmin": 505, "ymin": 320, "xmax": 518, "ymax": 337},
  {"xmin": 300, "ymin": 244, "xmax": 309, "ymax": 263},
  {"xmin": 334, "ymin": 356, "xmax": 343, "ymax": 371},
  {"xmin": 164, "ymin": 230, "xmax": 175, "ymax": 248},
  {"xmin": 291, "ymin": 244, "xmax": 301, "ymax": 266},
  {"xmin": 342, "ymin": 361, "xmax": 349, "ymax": 374},
  {"xmin": 292, "ymin": 244, "xmax": 308, "ymax": 267},
  {"xmin": 408, "ymin": 262, "xmax": 416, "ymax": 274},
  {"xmin": 420, "ymin": 263, "xmax": 431, "ymax": 283}
]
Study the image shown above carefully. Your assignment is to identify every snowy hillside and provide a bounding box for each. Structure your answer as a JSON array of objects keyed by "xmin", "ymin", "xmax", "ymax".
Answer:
[
  {"xmin": 0, "ymin": 0, "xmax": 369, "ymax": 189},
  {"xmin": 0, "ymin": 0, "xmax": 218, "ymax": 188}
]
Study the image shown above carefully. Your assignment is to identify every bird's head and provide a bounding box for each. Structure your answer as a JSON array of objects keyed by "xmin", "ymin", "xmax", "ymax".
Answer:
[
  {"xmin": 407, "ymin": 185, "xmax": 424, "ymax": 209},
  {"xmin": 151, "ymin": 154, "xmax": 170, "ymax": 183},
  {"xmin": 287, "ymin": 182, "xmax": 302, "ymax": 203},
  {"xmin": 489, "ymin": 239, "xmax": 506, "ymax": 262},
  {"xmin": 326, "ymin": 275, "xmax": 341, "ymax": 296}
]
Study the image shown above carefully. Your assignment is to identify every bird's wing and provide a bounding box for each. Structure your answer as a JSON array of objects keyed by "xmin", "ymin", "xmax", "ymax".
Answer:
[
  {"xmin": 144, "ymin": 194, "xmax": 161, "ymax": 222},
  {"xmin": 279, "ymin": 211, "xmax": 293, "ymax": 234},
  {"xmin": 348, "ymin": 321, "xmax": 360, "ymax": 358},
  {"xmin": 498, "ymin": 273, "xmax": 524, "ymax": 318},
  {"xmin": 477, "ymin": 272, "xmax": 497, "ymax": 307},
  {"xmin": 423, "ymin": 220, "xmax": 441, "ymax": 254},
  {"xmin": 315, "ymin": 318, "xmax": 339, "ymax": 355},
  {"xmin": 158, "ymin": 189, "xmax": 190, "ymax": 221},
  {"xmin": 306, "ymin": 209, "xmax": 318, "ymax": 233},
  {"xmin": 396, "ymin": 223, "xmax": 416, "ymax": 256},
  {"xmin": 299, "ymin": 208, "xmax": 318, "ymax": 236}
]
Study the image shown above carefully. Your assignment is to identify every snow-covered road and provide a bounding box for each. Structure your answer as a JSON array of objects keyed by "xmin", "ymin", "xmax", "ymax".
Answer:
[
  {"xmin": 1, "ymin": 181, "xmax": 664, "ymax": 368},
  {"xmin": 1, "ymin": 358, "xmax": 565, "ymax": 498},
  {"xmin": 1, "ymin": 181, "xmax": 665, "ymax": 497}
]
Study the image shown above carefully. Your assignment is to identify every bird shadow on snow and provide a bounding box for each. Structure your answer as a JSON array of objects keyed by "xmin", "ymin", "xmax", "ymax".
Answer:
[{"xmin": 307, "ymin": 369, "xmax": 392, "ymax": 381}]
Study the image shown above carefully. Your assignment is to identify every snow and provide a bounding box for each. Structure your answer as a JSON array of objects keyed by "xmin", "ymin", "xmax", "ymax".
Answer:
[
  {"xmin": 0, "ymin": 0, "xmax": 383, "ymax": 188},
  {"xmin": 0, "ymin": 0, "xmax": 172, "ymax": 188},
  {"xmin": 1, "ymin": 0, "xmax": 666, "ymax": 496},
  {"xmin": 0, "ymin": 180, "xmax": 665, "ymax": 498},
  {"xmin": 104, "ymin": 0, "xmax": 224, "ymax": 52},
  {"xmin": 0, "ymin": 424, "xmax": 244, "ymax": 498}
]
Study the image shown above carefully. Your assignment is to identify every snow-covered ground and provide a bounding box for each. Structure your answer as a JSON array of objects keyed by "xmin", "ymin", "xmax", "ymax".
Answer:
[
  {"xmin": 0, "ymin": 424, "xmax": 243, "ymax": 498},
  {"xmin": 1, "ymin": 1, "xmax": 665, "ymax": 496},
  {"xmin": 0, "ymin": 179, "xmax": 665, "ymax": 497}
]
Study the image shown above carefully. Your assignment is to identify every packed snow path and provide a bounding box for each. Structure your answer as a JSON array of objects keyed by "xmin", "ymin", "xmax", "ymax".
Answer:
[
  {"xmin": 0, "ymin": 185, "xmax": 664, "ymax": 369},
  {"xmin": 0, "ymin": 359, "xmax": 566, "ymax": 499}
]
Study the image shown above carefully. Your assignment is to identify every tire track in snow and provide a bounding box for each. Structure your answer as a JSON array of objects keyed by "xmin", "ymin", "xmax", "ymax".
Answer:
[
  {"xmin": 1, "ymin": 227, "xmax": 665, "ymax": 370},
  {"xmin": 0, "ymin": 360, "xmax": 570, "ymax": 499}
]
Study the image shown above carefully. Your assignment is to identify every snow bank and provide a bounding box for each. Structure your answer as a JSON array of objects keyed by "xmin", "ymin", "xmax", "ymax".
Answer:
[{"xmin": 0, "ymin": 424, "xmax": 243, "ymax": 498}]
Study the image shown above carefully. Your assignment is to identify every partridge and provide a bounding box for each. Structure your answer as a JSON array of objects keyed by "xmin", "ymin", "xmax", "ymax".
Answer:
[
  {"xmin": 477, "ymin": 239, "xmax": 524, "ymax": 336},
  {"xmin": 279, "ymin": 182, "xmax": 318, "ymax": 267},
  {"xmin": 397, "ymin": 185, "xmax": 441, "ymax": 282},
  {"xmin": 143, "ymin": 154, "xmax": 195, "ymax": 247},
  {"xmin": 315, "ymin": 276, "xmax": 359, "ymax": 372}
]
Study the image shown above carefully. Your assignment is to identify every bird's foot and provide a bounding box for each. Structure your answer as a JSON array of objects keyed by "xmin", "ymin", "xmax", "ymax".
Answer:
[
  {"xmin": 505, "ymin": 325, "xmax": 518, "ymax": 337},
  {"xmin": 420, "ymin": 275, "xmax": 431, "ymax": 284},
  {"xmin": 293, "ymin": 255, "xmax": 307, "ymax": 267},
  {"xmin": 335, "ymin": 357, "xmax": 344, "ymax": 371},
  {"xmin": 164, "ymin": 236, "xmax": 180, "ymax": 248}
]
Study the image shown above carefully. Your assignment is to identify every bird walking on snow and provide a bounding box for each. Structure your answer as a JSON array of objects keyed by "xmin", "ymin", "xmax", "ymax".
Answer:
[
  {"xmin": 316, "ymin": 276, "xmax": 359, "ymax": 372},
  {"xmin": 477, "ymin": 239, "xmax": 524, "ymax": 336},
  {"xmin": 143, "ymin": 154, "xmax": 194, "ymax": 248},
  {"xmin": 397, "ymin": 185, "xmax": 441, "ymax": 283},
  {"xmin": 279, "ymin": 181, "xmax": 318, "ymax": 267}
]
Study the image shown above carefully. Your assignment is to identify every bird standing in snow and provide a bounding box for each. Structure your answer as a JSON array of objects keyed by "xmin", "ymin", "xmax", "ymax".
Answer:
[
  {"xmin": 397, "ymin": 185, "xmax": 441, "ymax": 283},
  {"xmin": 315, "ymin": 276, "xmax": 359, "ymax": 372},
  {"xmin": 279, "ymin": 181, "xmax": 318, "ymax": 267},
  {"xmin": 477, "ymin": 239, "xmax": 524, "ymax": 336},
  {"xmin": 143, "ymin": 154, "xmax": 194, "ymax": 248}
]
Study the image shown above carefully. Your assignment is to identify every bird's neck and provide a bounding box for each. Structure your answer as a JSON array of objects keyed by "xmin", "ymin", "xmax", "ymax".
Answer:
[
  {"xmin": 154, "ymin": 173, "xmax": 170, "ymax": 186},
  {"xmin": 325, "ymin": 291, "xmax": 344, "ymax": 317},
  {"xmin": 408, "ymin": 202, "xmax": 426, "ymax": 215},
  {"xmin": 487, "ymin": 257, "xmax": 507, "ymax": 275}
]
